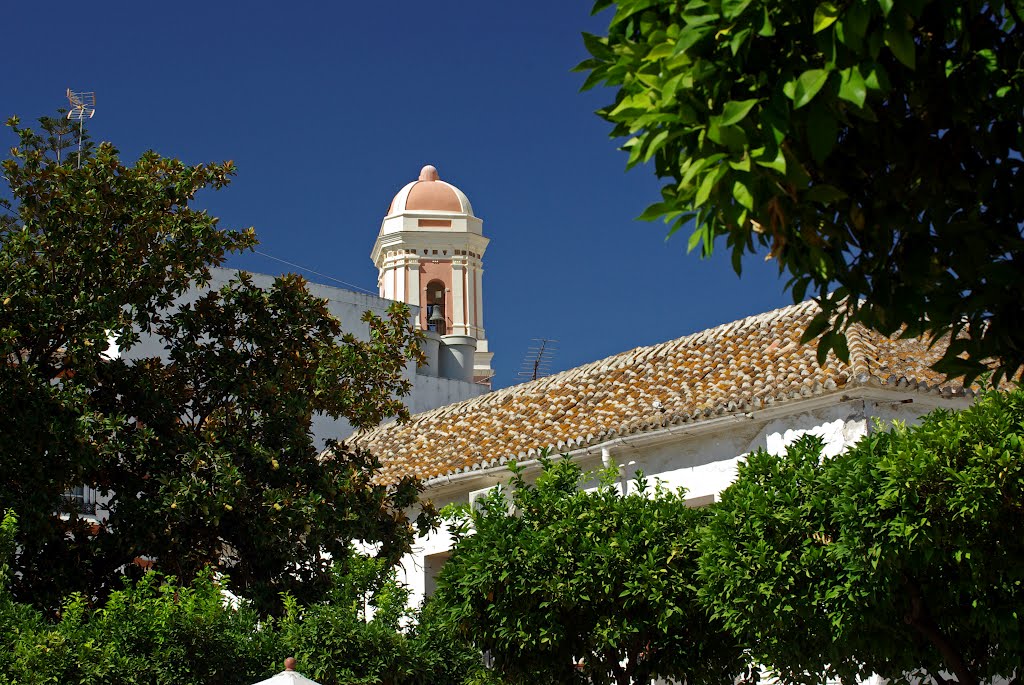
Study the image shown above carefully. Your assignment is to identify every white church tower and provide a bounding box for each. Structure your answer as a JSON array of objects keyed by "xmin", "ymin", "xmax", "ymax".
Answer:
[{"xmin": 371, "ymin": 165, "xmax": 495, "ymax": 387}]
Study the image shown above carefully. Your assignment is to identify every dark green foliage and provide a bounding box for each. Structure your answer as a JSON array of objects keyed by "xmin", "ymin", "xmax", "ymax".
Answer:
[
  {"xmin": 433, "ymin": 457, "xmax": 754, "ymax": 685},
  {"xmin": 276, "ymin": 554, "xmax": 417, "ymax": 685},
  {"xmin": 0, "ymin": 535, "xmax": 482, "ymax": 685},
  {"xmin": 0, "ymin": 116, "xmax": 429, "ymax": 612},
  {"xmin": 578, "ymin": 0, "xmax": 1024, "ymax": 384},
  {"xmin": 698, "ymin": 390, "xmax": 1024, "ymax": 685}
]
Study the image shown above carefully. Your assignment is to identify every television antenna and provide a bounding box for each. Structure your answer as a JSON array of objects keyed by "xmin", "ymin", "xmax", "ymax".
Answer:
[
  {"xmin": 65, "ymin": 89, "xmax": 96, "ymax": 168},
  {"xmin": 518, "ymin": 338, "xmax": 558, "ymax": 382}
]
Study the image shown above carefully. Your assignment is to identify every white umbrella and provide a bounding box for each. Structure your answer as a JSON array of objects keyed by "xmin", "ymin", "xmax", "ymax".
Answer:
[{"xmin": 252, "ymin": 658, "xmax": 322, "ymax": 685}]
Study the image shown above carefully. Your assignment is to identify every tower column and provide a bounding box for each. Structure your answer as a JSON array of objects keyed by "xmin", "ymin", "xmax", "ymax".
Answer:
[
  {"xmin": 450, "ymin": 256, "xmax": 468, "ymax": 337},
  {"xmin": 465, "ymin": 261, "xmax": 479, "ymax": 337},
  {"xmin": 474, "ymin": 262, "xmax": 485, "ymax": 338},
  {"xmin": 406, "ymin": 254, "xmax": 421, "ymax": 311}
]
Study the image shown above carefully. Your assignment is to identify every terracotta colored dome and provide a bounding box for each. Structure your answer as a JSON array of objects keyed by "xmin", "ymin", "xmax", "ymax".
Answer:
[{"xmin": 387, "ymin": 165, "xmax": 474, "ymax": 216}]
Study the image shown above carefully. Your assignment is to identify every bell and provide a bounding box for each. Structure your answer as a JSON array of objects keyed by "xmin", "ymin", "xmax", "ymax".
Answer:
[{"xmin": 428, "ymin": 305, "xmax": 445, "ymax": 325}]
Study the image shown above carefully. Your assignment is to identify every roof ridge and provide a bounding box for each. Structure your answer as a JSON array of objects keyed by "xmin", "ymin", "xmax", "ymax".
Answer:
[{"xmin": 845, "ymin": 322, "xmax": 875, "ymax": 381}]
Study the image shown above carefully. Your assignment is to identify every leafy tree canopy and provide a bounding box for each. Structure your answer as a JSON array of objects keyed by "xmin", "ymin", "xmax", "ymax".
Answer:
[
  {"xmin": 0, "ymin": 529, "xmax": 482, "ymax": 685},
  {"xmin": 0, "ymin": 115, "xmax": 430, "ymax": 613},
  {"xmin": 432, "ymin": 456, "xmax": 755, "ymax": 685},
  {"xmin": 578, "ymin": 0, "xmax": 1024, "ymax": 384},
  {"xmin": 697, "ymin": 389, "xmax": 1024, "ymax": 685}
]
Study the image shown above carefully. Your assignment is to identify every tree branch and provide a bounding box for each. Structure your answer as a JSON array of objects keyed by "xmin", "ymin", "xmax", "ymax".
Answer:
[{"xmin": 902, "ymin": 578, "xmax": 978, "ymax": 685}]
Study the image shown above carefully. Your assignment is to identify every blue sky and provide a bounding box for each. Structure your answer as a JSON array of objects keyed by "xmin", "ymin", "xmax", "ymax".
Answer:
[{"xmin": 4, "ymin": 1, "xmax": 793, "ymax": 389}]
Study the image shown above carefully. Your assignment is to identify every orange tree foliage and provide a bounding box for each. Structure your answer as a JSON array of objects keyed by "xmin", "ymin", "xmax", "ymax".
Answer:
[
  {"xmin": 579, "ymin": 0, "xmax": 1024, "ymax": 384},
  {"xmin": 432, "ymin": 457, "xmax": 754, "ymax": 685},
  {"xmin": 698, "ymin": 390, "xmax": 1024, "ymax": 685}
]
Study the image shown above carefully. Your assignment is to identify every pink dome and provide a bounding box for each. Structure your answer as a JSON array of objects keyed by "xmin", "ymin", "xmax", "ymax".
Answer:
[{"xmin": 387, "ymin": 165, "xmax": 474, "ymax": 216}]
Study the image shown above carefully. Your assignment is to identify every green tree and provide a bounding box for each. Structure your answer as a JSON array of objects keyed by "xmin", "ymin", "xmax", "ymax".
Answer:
[
  {"xmin": 0, "ymin": 116, "xmax": 429, "ymax": 612},
  {"xmin": 37, "ymin": 109, "xmax": 94, "ymax": 166},
  {"xmin": 578, "ymin": 0, "xmax": 1024, "ymax": 383},
  {"xmin": 0, "ymin": 543, "xmax": 485, "ymax": 685},
  {"xmin": 277, "ymin": 558, "xmax": 420, "ymax": 685},
  {"xmin": 432, "ymin": 456, "xmax": 754, "ymax": 685},
  {"xmin": 697, "ymin": 390, "xmax": 1024, "ymax": 685}
]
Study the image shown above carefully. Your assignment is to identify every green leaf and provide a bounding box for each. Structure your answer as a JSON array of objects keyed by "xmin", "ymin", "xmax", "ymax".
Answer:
[
  {"xmin": 722, "ymin": 0, "xmax": 754, "ymax": 19},
  {"xmin": 884, "ymin": 24, "xmax": 916, "ymax": 69},
  {"xmin": 688, "ymin": 223, "xmax": 707, "ymax": 252},
  {"xmin": 695, "ymin": 170, "xmax": 719, "ymax": 207},
  {"xmin": 813, "ymin": 2, "xmax": 842, "ymax": 33},
  {"xmin": 863, "ymin": 63, "xmax": 890, "ymax": 92},
  {"xmin": 757, "ymin": 6, "xmax": 775, "ymax": 36},
  {"xmin": 976, "ymin": 48, "xmax": 998, "ymax": 73},
  {"xmin": 582, "ymin": 32, "xmax": 612, "ymax": 60},
  {"xmin": 801, "ymin": 312, "xmax": 832, "ymax": 344},
  {"xmin": 846, "ymin": 2, "xmax": 870, "ymax": 40},
  {"xmin": 646, "ymin": 41, "xmax": 677, "ymax": 60},
  {"xmin": 674, "ymin": 26, "xmax": 711, "ymax": 55},
  {"xmin": 728, "ymin": 154, "xmax": 751, "ymax": 172},
  {"xmin": 719, "ymin": 99, "xmax": 759, "ymax": 126},
  {"xmin": 816, "ymin": 331, "xmax": 835, "ymax": 365},
  {"xmin": 837, "ymin": 67, "xmax": 867, "ymax": 108},
  {"xmin": 754, "ymin": 147, "xmax": 787, "ymax": 174},
  {"xmin": 609, "ymin": 94, "xmax": 650, "ymax": 118},
  {"xmin": 637, "ymin": 201, "xmax": 671, "ymax": 222},
  {"xmin": 643, "ymin": 130, "xmax": 671, "ymax": 162},
  {"xmin": 832, "ymin": 331, "xmax": 850, "ymax": 362},
  {"xmin": 877, "ymin": 0, "xmax": 894, "ymax": 17},
  {"xmin": 708, "ymin": 123, "xmax": 748, "ymax": 149},
  {"xmin": 732, "ymin": 178, "xmax": 755, "ymax": 211},
  {"xmin": 806, "ymin": 103, "xmax": 838, "ymax": 164},
  {"xmin": 729, "ymin": 27, "xmax": 753, "ymax": 56},
  {"xmin": 792, "ymin": 69, "xmax": 831, "ymax": 109}
]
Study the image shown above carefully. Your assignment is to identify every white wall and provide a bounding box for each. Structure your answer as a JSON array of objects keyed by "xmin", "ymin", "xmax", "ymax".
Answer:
[
  {"xmin": 398, "ymin": 390, "xmax": 969, "ymax": 609},
  {"xmin": 117, "ymin": 268, "xmax": 485, "ymax": 446}
]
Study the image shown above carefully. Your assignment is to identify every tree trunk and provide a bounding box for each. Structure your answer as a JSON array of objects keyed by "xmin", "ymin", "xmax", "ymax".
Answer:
[
  {"xmin": 903, "ymin": 578, "xmax": 978, "ymax": 685},
  {"xmin": 606, "ymin": 649, "xmax": 632, "ymax": 685}
]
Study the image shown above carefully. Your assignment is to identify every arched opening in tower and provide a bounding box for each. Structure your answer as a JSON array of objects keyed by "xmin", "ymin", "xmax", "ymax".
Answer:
[{"xmin": 425, "ymin": 279, "xmax": 447, "ymax": 335}]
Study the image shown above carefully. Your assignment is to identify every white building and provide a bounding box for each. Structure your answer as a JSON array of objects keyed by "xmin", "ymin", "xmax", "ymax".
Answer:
[
  {"xmin": 77, "ymin": 165, "xmax": 497, "ymax": 518},
  {"xmin": 353, "ymin": 300, "xmax": 973, "ymax": 607}
]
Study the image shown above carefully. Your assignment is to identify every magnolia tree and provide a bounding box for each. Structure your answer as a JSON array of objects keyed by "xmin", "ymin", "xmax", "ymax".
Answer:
[
  {"xmin": 0, "ymin": 116, "xmax": 430, "ymax": 612},
  {"xmin": 432, "ymin": 457, "xmax": 755, "ymax": 685},
  {"xmin": 578, "ymin": 0, "xmax": 1024, "ymax": 383},
  {"xmin": 697, "ymin": 389, "xmax": 1024, "ymax": 685}
]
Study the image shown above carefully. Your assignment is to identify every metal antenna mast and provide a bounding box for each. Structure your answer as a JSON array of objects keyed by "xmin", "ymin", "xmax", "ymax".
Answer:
[
  {"xmin": 518, "ymin": 338, "xmax": 558, "ymax": 382},
  {"xmin": 65, "ymin": 89, "xmax": 96, "ymax": 169}
]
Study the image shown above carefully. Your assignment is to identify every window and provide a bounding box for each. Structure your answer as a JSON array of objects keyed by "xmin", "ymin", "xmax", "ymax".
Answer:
[
  {"xmin": 64, "ymin": 484, "xmax": 97, "ymax": 515},
  {"xmin": 425, "ymin": 279, "xmax": 446, "ymax": 335},
  {"xmin": 423, "ymin": 551, "xmax": 451, "ymax": 599}
]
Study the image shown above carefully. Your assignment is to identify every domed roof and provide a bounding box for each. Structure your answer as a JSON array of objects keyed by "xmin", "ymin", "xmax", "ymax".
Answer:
[{"xmin": 387, "ymin": 165, "xmax": 474, "ymax": 216}]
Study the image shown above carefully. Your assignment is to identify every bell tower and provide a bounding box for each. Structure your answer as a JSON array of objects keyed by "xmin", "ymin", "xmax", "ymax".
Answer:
[{"xmin": 371, "ymin": 165, "xmax": 494, "ymax": 386}]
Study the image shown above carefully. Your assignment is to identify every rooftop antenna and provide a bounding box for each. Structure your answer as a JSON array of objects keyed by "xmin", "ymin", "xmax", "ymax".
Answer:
[
  {"xmin": 65, "ymin": 88, "xmax": 96, "ymax": 169},
  {"xmin": 518, "ymin": 338, "xmax": 558, "ymax": 382}
]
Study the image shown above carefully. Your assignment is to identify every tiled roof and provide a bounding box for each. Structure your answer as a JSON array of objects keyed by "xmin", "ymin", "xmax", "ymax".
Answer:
[{"xmin": 353, "ymin": 301, "xmax": 967, "ymax": 483}]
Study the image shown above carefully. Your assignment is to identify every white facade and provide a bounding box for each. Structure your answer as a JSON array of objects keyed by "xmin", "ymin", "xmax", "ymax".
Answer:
[{"xmin": 394, "ymin": 387, "xmax": 971, "ymax": 609}]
